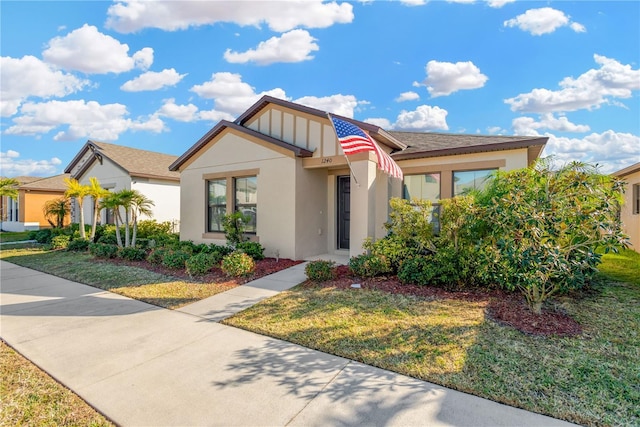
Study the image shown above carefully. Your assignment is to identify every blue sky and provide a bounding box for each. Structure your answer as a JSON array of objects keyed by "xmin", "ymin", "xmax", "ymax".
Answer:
[{"xmin": 1, "ymin": 0, "xmax": 639, "ymax": 177}]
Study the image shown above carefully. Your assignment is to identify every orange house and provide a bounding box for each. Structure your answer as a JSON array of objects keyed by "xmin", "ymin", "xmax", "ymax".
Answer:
[{"xmin": 0, "ymin": 174, "xmax": 70, "ymax": 232}]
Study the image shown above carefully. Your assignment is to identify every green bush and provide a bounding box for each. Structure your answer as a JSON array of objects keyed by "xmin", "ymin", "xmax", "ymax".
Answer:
[
  {"xmin": 236, "ymin": 241, "xmax": 265, "ymax": 260},
  {"xmin": 67, "ymin": 239, "xmax": 90, "ymax": 252},
  {"xmin": 305, "ymin": 260, "xmax": 336, "ymax": 282},
  {"xmin": 147, "ymin": 248, "xmax": 168, "ymax": 265},
  {"xmin": 35, "ymin": 229, "xmax": 53, "ymax": 244},
  {"xmin": 119, "ymin": 247, "xmax": 147, "ymax": 261},
  {"xmin": 136, "ymin": 238, "xmax": 150, "ymax": 250},
  {"xmin": 51, "ymin": 235, "xmax": 71, "ymax": 250},
  {"xmin": 89, "ymin": 243, "xmax": 119, "ymax": 259},
  {"xmin": 28, "ymin": 230, "xmax": 38, "ymax": 240},
  {"xmin": 136, "ymin": 220, "xmax": 174, "ymax": 238},
  {"xmin": 221, "ymin": 251, "xmax": 255, "ymax": 277},
  {"xmin": 397, "ymin": 247, "xmax": 473, "ymax": 289},
  {"xmin": 211, "ymin": 244, "xmax": 233, "ymax": 256},
  {"xmin": 148, "ymin": 233, "xmax": 179, "ymax": 248},
  {"xmin": 222, "ymin": 212, "xmax": 251, "ymax": 245},
  {"xmin": 349, "ymin": 254, "xmax": 392, "ymax": 278},
  {"xmin": 194, "ymin": 243, "xmax": 210, "ymax": 254},
  {"xmin": 363, "ymin": 235, "xmax": 421, "ymax": 273},
  {"xmin": 97, "ymin": 233, "xmax": 118, "ymax": 245},
  {"xmin": 162, "ymin": 250, "xmax": 191, "ymax": 270},
  {"xmin": 186, "ymin": 252, "xmax": 218, "ymax": 276}
]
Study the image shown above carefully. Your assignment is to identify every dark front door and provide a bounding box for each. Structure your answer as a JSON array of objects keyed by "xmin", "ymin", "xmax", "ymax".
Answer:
[{"xmin": 337, "ymin": 175, "xmax": 350, "ymax": 250}]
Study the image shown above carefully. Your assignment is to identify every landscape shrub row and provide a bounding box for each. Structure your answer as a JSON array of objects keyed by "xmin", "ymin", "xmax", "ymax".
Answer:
[{"xmin": 306, "ymin": 161, "xmax": 627, "ymax": 314}]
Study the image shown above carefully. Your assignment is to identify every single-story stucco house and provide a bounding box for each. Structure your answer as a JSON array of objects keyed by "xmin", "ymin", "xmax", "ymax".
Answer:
[
  {"xmin": 0, "ymin": 174, "xmax": 70, "ymax": 232},
  {"xmin": 613, "ymin": 162, "xmax": 640, "ymax": 251},
  {"xmin": 170, "ymin": 96, "xmax": 547, "ymax": 260},
  {"xmin": 64, "ymin": 140, "xmax": 181, "ymax": 230}
]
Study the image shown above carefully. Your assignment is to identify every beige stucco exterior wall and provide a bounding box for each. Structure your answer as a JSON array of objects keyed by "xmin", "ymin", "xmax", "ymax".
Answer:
[
  {"xmin": 179, "ymin": 131, "xmax": 303, "ymax": 260},
  {"xmin": 132, "ymin": 180, "xmax": 180, "ymax": 228},
  {"xmin": 76, "ymin": 158, "xmax": 132, "ymax": 225},
  {"xmin": 619, "ymin": 169, "xmax": 640, "ymax": 251}
]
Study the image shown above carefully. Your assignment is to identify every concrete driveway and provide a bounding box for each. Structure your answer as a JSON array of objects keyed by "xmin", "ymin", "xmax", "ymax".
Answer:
[{"xmin": 0, "ymin": 260, "xmax": 574, "ymax": 426}]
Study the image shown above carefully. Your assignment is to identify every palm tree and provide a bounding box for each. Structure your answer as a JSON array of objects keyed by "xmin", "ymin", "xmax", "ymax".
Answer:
[
  {"xmin": 87, "ymin": 177, "xmax": 109, "ymax": 241},
  {"xmin": 100, "ymin": 192, "xmax": 125, "ymax": 247},
  {"xmin": 130, "ymin": 191, "xmax": 154, "ymax": 247},
  {"xmin": 42, "ymin": 197, "xmax": 71, "ymax": 228},
  {"xmin": 115, "ymin": 189, "xmax": 136, "ymax": 247},
  {"xmin": 0, "ymin": 177, "xmax": 19, "ymax": 200},
  {"xmin": 64, "ymin": 178, "xmax": 90, "ymax": 239}
]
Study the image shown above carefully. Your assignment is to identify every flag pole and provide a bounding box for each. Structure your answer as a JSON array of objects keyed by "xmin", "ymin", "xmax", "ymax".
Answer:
[{"xmin": 327, "ymin": 113, "xmax": 359, "ymax": 186}]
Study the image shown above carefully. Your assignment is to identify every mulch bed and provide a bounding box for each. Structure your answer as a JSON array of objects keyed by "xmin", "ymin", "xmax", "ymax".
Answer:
[
  {"xmin": 303, "ymin": 265, "xmax": 583, "ymax": 337},
  {"xmin": 101, "ymin": 257, "xmax": 302, "ymax": 286}
]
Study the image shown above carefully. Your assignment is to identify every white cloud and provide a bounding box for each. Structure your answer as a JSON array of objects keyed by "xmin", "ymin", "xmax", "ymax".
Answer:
[
  {"xmin": 0, "ymin": 151, "xmax": 62, "ymax": 177},
  {"xmin": 155, "ymin": 98, "xmax": 199, "ymax": 122},
  {"xmin": 224, "ymin": 30, "xmax": 319, "ymax": 65},
  {"xmin": 486, "ymin": 0, "xmax": 515, "ymax": 8},
  {"xmin": 395, "ymin": 91, "xmax": 420, "ymax": 102},
  {"xmin": 121, "ymin": 68, "xmax": 186, "ymax": 92},
  {"xmin": 400, "ymin": 0, "xmax": 426, "ymax": 6},
  {"xmin": 512, "ymin": 114, "xmax": 590, "ymax": 135},
  {"xmin": 364, "ymin": 118, "xmax": 392, "ymax": 128},
  {"xmin": 0, "ymin": 55, "xmax": 88, "ymax": 117},
  {"xmin": 197, "ymin": 109, "xmax": 236, "ymax": 123},
  {"xmin": 295, "ymin": 94, "xmax": 362, "ymax": 118},
  {"xmin": 424, "ymin": 60, "xmax": 488, "ymax": 97},
  {"xmin": 504, "ymin": 7, "xmax": 585, "ymax": 36},
  {"xmin": 505, "ymin": 55, "xmax": 640, "ymax": 113},
  {"xmin": 42, "ymin": 24, "xmax": 153, "ymax": 74},
  {"xmin": 4, "ymin": 99, "xmax": 165, "ymax": 141},
  {"xmin": 486, "ymin": 126, "xmax": 507, "ymax": 134},
  {"xmin": 389, "ymin": 105, "xmax": 449, "ymax": 131},
  {"xmin": 447, "ymin": 0, "xmax": 475, "ymax": 4},
  {"xmin": 106, "ymin": 0, "xmax": 354, "ymax": 33},
  {"xmin": 542, "ymin": 131, "xmax": 640, "ymax": 174}
]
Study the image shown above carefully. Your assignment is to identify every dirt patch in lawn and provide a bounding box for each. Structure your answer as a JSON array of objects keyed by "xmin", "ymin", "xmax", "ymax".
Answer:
[
  {"xmin": 100, "ymin": 257, "xmax": 302, "ymax": 286},
  {"xmin": 304, "ymin": 265, "xmax": 582, "ymax": 337}
]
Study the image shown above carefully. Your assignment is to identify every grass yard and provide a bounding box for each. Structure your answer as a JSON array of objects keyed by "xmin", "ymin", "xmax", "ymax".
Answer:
[
  {"xmin": 224, "ymin": 249, "xmax": 640, "ymax": 426},
  {"xmin": 0, "ymin": 341, "xmax": 113, "ymax": 427},
  {"xmin": 0, "ymin": 247, "xmax": 235, "ymax": 309},
  {"xmin": 0, "ymin": 231, "xmax": 33, "ymax": 243}
]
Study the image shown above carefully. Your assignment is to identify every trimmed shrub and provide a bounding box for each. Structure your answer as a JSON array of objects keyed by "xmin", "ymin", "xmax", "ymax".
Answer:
[
  {"xmin": 147, "ymin": 248, "xmax": 168, "ymax": 265},
  {"xmin": 136, "ymin": 238, "xmax": 150, "ymax": 250},
  {"xmin": 67, "ymin": 239, "xmax": 90, "ymax": 252},
  {"xmin": 194, "ymin": 243, "xmax": 210, "ymax": 254},
  {"xmin": 162, "ymin": 250, "xmax": 191, "ymax": 270},
  {"xmin": 349, "ymin": 253, "xmax": 392, "ymax": 278},
  {"xmin": 136, "ymin": 220, "xmax": 174, "ymax": 238},
  {"xmin": 305, "ymin": 260, "xmax": 336, "ymax": 282},
  {"xmin": 89, "ymin": 243, "xmax": 119, "ymax": 259},
  {"xmin": 211, "ymin": 244, "xmax": 233, "ymax": 256},
  {"xmin": 363, "ymin": 235, "xmax": 421, "ymax": 273},
  {"xmin": 119, "ymin": 247, "xmax": 147, "ymax": 261},
  {"xmin": 97, "ymin": 233, "xmax": 118, "ymax": 245},
  {"xmin": 28, "ymin": 230, "xmax": 38, "ymax": 240},
  {"xmin": 148, "ymin": 233, "xmax": 179, "ymax": 248},
  {"xmin": 174, "ymin": 240, "xmax": 197, "ymax": 254},
  {"xmin": 186, "ymin": 252, "xmax": 218, "ymax": 276},
  {"xmin": 221, "ymin": 251, "xmax": 255, "ymax": 277},
  {"xmin": 397, "ymin": 247, "xmax": 470, "ymax": 289},
  {"xmin": 35, "ymin": 229, "xmax": 53, "ymax": 244},
  {"xmin": 236, "ymin": 241, "xmax": 265, "ymax": 260},
  {"xmin": 51, "ymin": 235, "xmax": 71, "ymax": 250}
]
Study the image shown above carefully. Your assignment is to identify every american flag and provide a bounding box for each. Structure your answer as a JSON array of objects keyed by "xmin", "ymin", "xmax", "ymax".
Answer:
[{"xmin": 330, "ymin": 116, "xmax": 403, "ymax": 180}]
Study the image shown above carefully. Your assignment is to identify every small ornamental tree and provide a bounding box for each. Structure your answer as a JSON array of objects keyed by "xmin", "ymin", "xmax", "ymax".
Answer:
[{"xmin": 474, "ymin": 160, "xmax": 627, "ymax": 314}]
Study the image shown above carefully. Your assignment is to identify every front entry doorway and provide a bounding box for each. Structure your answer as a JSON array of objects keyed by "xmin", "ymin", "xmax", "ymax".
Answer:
[{"xmin": 337, "ymin": 175, "xmax": 350, "ymax": 250}]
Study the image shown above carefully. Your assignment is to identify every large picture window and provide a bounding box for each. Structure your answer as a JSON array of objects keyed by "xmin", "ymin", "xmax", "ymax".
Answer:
[
  {"xmin": 403, "ymin": 173, "xmax": 441, "ymax": 231},
  {"xmin": 453, "ymin": 169, "xmax": 496, "ymax": 196},
  {"xmin": 207, "ymin": 179, "xmax": 227, "ymax": 232}
]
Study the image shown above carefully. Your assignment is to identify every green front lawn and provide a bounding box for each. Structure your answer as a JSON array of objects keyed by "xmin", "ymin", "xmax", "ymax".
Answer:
[
  {"xmin": 0, "ymin": 247, "xmax": 235, "ymax": 308},
  {"xmin": 0, "ymin": 231, "xmax": 32, "ymax": 243},
  {"xmin": 224, "ymin": 249, "xmax": 640, "ymax": 426}
]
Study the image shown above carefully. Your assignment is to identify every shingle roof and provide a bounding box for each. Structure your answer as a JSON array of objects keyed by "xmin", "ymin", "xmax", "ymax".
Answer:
[
  {"xmin": 65, "ymin": 141, "xmax": 180, "ymax": 181},
  {"xmin": 19, "ymin": 174, "xmax": 70, "ymax": 192},
  {"xmin": 388, "ymin": 131, "xmax": 548, "ymax": 160}
]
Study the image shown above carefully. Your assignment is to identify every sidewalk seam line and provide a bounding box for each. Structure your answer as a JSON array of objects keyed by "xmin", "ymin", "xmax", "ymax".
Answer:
[{"xmin": 284, "ymin": 360, "xmax": 353, "ymax": 426}]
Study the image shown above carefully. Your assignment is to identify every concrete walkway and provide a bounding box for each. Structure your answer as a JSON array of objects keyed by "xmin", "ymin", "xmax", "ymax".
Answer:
[{"xmin": 0, "ymin": 260, "xmax": 574, "ymax": 427}]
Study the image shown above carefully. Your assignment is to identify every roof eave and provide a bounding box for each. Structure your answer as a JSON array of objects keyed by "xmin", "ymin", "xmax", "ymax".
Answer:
[{"xmin": 393, "ymin": 137, "xmax": 548, "ymax": 161}]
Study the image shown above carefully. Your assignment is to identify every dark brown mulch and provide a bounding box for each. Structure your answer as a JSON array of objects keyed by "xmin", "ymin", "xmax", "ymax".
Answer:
[
  {"xmin": 304, "ymin": 265, "xmax": 583, "ymax": 337},
  {"xmin": 100, "ymin": 257, "xmax": 302, "ymax": 286}
]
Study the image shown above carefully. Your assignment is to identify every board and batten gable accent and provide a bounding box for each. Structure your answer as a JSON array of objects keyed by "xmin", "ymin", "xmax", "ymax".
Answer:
[{"xmin": 244, "ymin": 104, "xmax": 346, "ymax": 159}]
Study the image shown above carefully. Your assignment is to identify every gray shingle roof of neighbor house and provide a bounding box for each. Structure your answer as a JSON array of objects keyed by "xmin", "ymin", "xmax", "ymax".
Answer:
[
  {"xmin": 65, "ymin": 140, "xmax": 180, "ymax": 182},
  {"xmin": 388, "ymin": 131, "xmax": 548, "ymax": 160},
  {"xmin": 612, "ymin": 162, "xmax": 640, "ymax": 178},
  {"xmin": 19, "ymin": 174, "xmax": 70, "ymax": 192}
]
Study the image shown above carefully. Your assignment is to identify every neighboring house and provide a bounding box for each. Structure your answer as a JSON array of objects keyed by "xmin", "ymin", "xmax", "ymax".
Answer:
[
  {"xmin": 613, "ymin": 162, "xmax": 640, "ymax": 252},
  {"xmin": 64, "ymin": 140, "xmax": 181, "ymax": 230},
  {"xmin": 170, "ymin": 96, "xmax": 547, "ymax": 260},
  {"xmin": 0, "ymin": 174, "xmax": 70, "ymax": 232}
]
